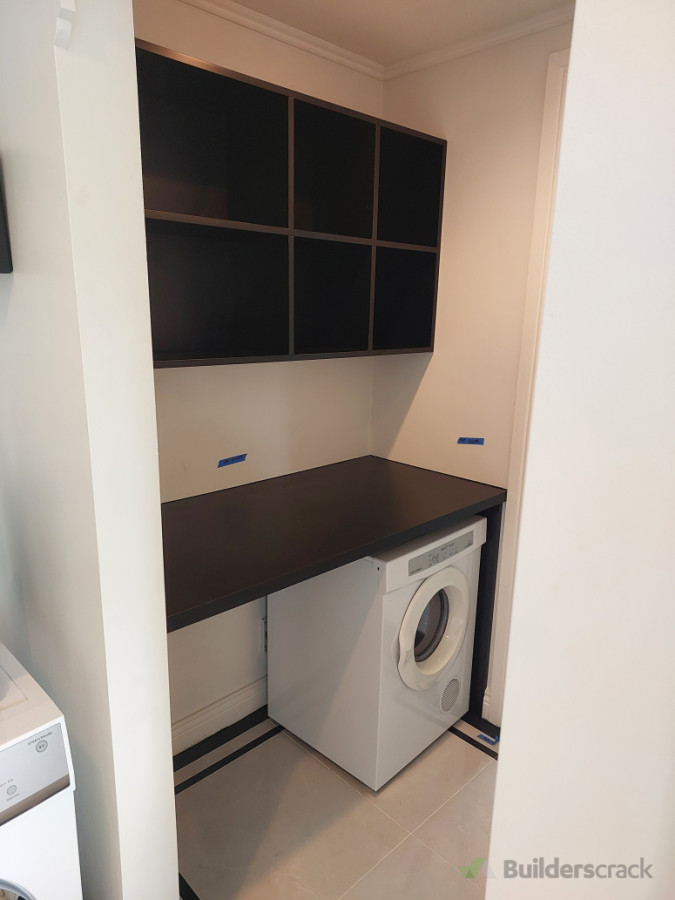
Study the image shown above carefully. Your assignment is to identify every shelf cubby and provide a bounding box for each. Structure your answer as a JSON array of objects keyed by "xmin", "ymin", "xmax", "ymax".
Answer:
[
  {"xmin": 136, "ymin": 48, "xmax": 288, "ymax": 226},
  {"xmin": 373, "ymin": 247, "xmax": 437, "ymax": 350},
  {"xmin": 146, "ymin": 219, "xmax": 289, "ymax": 363},
  {"xmin": 294, "ymin": 238, "xmax": 371, "ymax": 354},
  {"xmin": 294, "ymin": 101, "xmax": 376, "ymax": 239},
  {"xmin": 377, "ymin": 127, "xmax": 444, "ymax": 247}
]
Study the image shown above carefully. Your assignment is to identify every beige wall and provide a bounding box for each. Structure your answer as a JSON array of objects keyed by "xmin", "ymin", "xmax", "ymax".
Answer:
[
  {"xmin": 0, "ymin": 1, "xmax": 177, "ymax": 898},
  {"xmin": 373, "ymin": 23, "xmax": 572, "ymax": 489},
  {"xmin": 488, "ymin": 0, "xmax": 675, "ymax": 894},
  {"xmin": 155, "ymin": 357, "xmax": 375, "ymax": 501}
]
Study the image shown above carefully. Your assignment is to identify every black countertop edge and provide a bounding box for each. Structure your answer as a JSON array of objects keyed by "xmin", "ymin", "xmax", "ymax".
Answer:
[{"xmin": 166, "ymin": 492, "xmax": 506, "ymax": 632}]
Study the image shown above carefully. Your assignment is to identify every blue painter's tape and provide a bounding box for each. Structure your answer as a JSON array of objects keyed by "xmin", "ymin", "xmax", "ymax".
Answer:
[
  {"xmin": 218, "ymin": 453, "xmax": 247, "ymax": 468},
  {"xmin": 478, "ymin": 733, "xmax": 500, "ymax": 746},
  {"xmin": 457, "ymin": 437, "xmax": 485, "ymax": 445}
]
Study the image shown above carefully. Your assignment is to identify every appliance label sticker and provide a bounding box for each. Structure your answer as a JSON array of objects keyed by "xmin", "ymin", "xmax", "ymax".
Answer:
[{"xmin": 409, "ymin": 532, "xmax": 474, "ymax": 576}]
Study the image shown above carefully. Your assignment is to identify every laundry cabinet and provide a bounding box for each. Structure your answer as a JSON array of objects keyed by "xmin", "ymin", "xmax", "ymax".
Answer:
[{"xmin": 135, "ymin": 42, "xmax": 446, "ymax": 366}]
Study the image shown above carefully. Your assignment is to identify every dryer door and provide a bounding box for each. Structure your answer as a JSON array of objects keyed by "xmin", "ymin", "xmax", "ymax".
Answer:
[
  {"xmin": 398, "ymin": 566, "xmax": 470, "ymax": 691},
  {"xmin": 0, "ymin": 880, "xmax": 36, "ymax": 900}
]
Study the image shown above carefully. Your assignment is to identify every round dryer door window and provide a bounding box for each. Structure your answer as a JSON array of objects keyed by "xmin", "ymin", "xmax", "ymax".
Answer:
[
  {"xmin": 398, "ymin": 567, "xmax": 471, "ymax": 691},
  {"xmin": 0, "ymin": 881, "xmax": 36, "ymax": 900},
  {"xmin": 414, "ymin": 590, "xmax": 450, "ymax": 662}
]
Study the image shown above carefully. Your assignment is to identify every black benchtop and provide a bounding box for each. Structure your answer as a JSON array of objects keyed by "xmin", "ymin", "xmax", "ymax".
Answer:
[{"xmin": 162, "ymin": 455, "xmax": 506, "ymax": 631}]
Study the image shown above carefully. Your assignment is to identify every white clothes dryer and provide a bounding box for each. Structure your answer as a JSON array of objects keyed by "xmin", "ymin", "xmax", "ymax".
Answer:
[{"xmin": 268, "ymin": 516, "xmax": 486, "ymax": 790}]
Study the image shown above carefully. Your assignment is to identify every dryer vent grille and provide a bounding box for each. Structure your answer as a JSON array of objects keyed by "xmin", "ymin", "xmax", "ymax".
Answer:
[{"xmin": 440, "ymin": 677, "xmax": 461, "ymax": 712}]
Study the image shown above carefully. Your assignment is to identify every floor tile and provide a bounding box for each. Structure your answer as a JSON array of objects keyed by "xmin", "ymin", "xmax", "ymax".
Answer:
[
  {"xmin": 341, "ymin": 835, "xmax": 481, "ymax": 900},
  {"xmin": 177, "ymin": 731, "xmax": 406, "ymax": 899},
  {"xmin": 174, "ymin": 720, "xmax": 278, "ymax": 788},
  {"xmin": 414, "ymin": 762, "xmax": 497, "ymax": 891},
  {"xmin": 183, "ymin": 856, "xmax": 322, "ymax": 900},
  {"xmin": 288, "ymin": 729, "xmax": 491, "ymax": 832}
]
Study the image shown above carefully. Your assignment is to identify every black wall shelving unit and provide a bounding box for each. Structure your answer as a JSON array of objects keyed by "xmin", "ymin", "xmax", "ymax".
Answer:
[{"xmin": 135, "ymin": 42, "xmax": 447, "ymax": 367}]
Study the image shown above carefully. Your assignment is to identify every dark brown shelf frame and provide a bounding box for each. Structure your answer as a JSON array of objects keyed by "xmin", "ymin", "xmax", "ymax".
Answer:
[{"xmin": 136, "ymin": 40, "xmax": 447, "ymax": 367}]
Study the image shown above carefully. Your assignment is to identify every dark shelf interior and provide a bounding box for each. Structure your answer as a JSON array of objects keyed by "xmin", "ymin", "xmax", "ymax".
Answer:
[
  {"xmin": 294, "ymin": 238, "xmax": 371, "ymax": 354},
  {"xmin": 146, "ymin": 219, "xmax": 289, "ymax": 361},
  {"xmin": 136, "ymin": 48, "xmax": 288, "ymax": 226},
  {"xmin": 377, "ymin": 127, "xmax": 444, "ymax": 247},
  {"xmin": 294, "ymin": 101, "xmax": 375, "ymax": 238},
  {"xmin": 373, "ymin": 247, "xmax": 437, "ymax": 350}
]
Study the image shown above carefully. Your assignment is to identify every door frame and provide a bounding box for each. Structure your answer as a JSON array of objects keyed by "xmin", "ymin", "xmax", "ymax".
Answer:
[{"xmin": 483, "ymin": 48, "xmax": 570, "ymax": 725}]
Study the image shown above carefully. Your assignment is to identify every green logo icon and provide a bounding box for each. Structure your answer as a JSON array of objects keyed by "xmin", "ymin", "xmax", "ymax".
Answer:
[{"xmin": 460, "ymin": 857, "xmax": 485, "ymax": 879}]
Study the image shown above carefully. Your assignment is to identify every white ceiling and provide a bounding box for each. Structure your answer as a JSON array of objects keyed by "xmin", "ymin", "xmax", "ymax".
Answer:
[{"xmin": 229, "ymin": 0, "xmax": 572, "ymax": 66}]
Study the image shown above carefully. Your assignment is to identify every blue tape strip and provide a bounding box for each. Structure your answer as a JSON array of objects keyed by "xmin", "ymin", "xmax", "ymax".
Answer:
[
  {"xmin": 218, "ymin": 453, "xmax": 247, "ymax": 468},
  {"xmin": 457, "ymin": 437, "xmax": 485, "ymax": 445},
  {"xmin": 478, "ymin": 733, "xmax": 499, "ymax": 746}
]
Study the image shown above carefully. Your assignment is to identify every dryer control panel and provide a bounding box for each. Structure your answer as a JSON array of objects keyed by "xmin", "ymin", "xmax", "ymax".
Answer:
[
  {"xmin": 0, "ymin": 722, "xmax": 70, "ymax": 826},
  {"xmin": 408, "ymin": 532, "xmax": 474, "ymax": 577}
]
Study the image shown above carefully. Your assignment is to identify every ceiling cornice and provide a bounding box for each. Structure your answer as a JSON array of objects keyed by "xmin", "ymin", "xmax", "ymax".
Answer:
[
  {"xmin": 178, "ymin": 0, "xmax": 386, "ymax": 79},
  {"xmin": 385, "ymin": 4, "xmax": 575, "ymax": 80},
  {"xmin": 178, "ymin": 0, "xmax": 575, "ymax": 82}
]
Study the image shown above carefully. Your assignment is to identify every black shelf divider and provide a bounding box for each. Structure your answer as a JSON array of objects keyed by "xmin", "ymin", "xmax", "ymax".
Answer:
[
  {"xmin": 288, "ymin": 98, "xmax": 295, "ymax": 354},
  {"xmin": 368, "ymin": 124, "xmax": 381, "ymax": 351},
  {"xmin": 145, "ymin": 209, "xmax": 289, "ymax": 236}
]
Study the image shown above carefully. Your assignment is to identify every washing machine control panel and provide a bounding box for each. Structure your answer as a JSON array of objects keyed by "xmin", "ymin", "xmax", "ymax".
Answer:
[
  {"xmin": 408, "ymin": 532, "xmax": 474, "ymax": 577},
  {"xmin": 0, "ymin": 722, "xmax": 70, "ymax": 826}
]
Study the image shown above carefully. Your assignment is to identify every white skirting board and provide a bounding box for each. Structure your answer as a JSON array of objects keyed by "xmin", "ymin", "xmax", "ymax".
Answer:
[{"xmin": 171, "ymin": 677, "xmax": 267, "ymax": 754}]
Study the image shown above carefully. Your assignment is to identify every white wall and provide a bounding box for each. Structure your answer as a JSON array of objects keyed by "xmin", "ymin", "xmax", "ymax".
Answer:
[
  {"xmin": 0, "ymin": 2, "xmax": 177, "ymax": 898},
  {"xmin": 133, "ymin": 0, "xmax": 384, "ymax": 741},
  {"xmin": 485, "ymin": 48, "xmax": 569, "ymax": 727},
  {"xmin": 373, "ymin": 23, "xmax": 572, "ymax": 489},
  {"xmin": 488, "ymin": 0, "xmax": 675, "ymax": 896}
]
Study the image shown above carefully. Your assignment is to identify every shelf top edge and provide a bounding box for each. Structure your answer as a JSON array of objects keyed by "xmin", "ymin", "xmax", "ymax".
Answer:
[{"xmin": 135, "ymin": 38, "xmax": 447, "ymax": 146}]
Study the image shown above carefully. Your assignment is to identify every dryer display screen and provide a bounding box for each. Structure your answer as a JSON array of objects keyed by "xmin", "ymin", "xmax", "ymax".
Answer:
[{"xmin": 408, "ymin": 532, "xmax": 473, "ymax": 577}]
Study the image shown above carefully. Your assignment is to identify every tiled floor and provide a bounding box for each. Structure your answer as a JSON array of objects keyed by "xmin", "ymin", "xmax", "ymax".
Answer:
[{"xmin": 176, "ymin": 722, "xmax": 497, "ymax": 900}]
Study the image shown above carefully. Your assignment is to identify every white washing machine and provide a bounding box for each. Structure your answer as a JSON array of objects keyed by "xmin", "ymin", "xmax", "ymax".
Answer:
[
  {"xmin": 0, "ymin": 642, "xmax": 83, "ymax": 900},
  {"xmin": 268, "ymin": 516, "xmax": 486, "ymax": 790}
]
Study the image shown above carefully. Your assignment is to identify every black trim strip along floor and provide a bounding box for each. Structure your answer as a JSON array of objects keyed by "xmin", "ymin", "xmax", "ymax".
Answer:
[
  {"xmin": 173, "ymin": 706, "xmax": 269, "ymax": 772},
  {"xmin": 177, "ymin": 713, "xmax": 281, "ymax": 900},
  {"xmin": 175, "ymin": 725, "xmax": 284, "ymax": 795},
  {"xmin": 449, "ymin": 725, "xmax": 498, "ymax": 761},
  {"xmin": 179, "ymin": 873, "xmax": 201, "ymax": 900}
]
